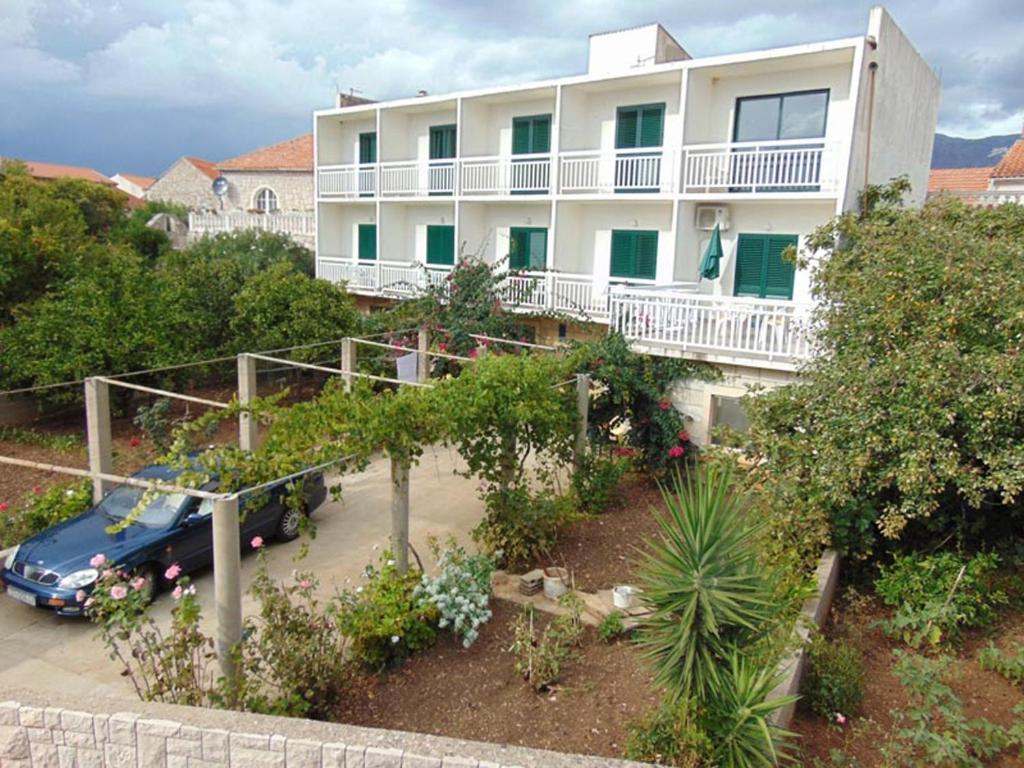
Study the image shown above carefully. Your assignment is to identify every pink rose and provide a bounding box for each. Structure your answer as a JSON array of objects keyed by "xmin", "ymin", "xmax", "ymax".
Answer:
[
  {"xmin": 251, "ymin": 536, "xmax": 264, "ymax": 549},
  {"xmin": 438, "ymin": 342, "xmax": 448, "ymax": 353},
  {"xmin": 0, "ymin": 502, "xmax": 7, "ymax": 512},
  {"xmin": 658, "ymin": 400, "xmax": 672, "ymax": 411},
  {"xmin": 102, "ymin": 569, "xmax": 113, "ymax": 579},
  {"xmin": 90, "ymin": 553, "xmax": 107, "ymax": 568},
  {"xmin": 468, "ymin": 348, "xmax": 478, "ymax": 359},
  {"xmin": 32, "ymin": 485, "xmax": 42, "ymax": 494},
  {"xmin": 678, "ymin": 430, "xmax": 690, "ymax": 443},
  {"xmin": 110, "ymin": 585, "xmax": 128, "ymax": 600},
  {"xmin": 171, "ymin": 585, "xmax": 183, "ymax": 600},
  {"xmin": 164, "ymin": 563, "xmax": 181, "ymax": 581},
  {"xmin": 300, "ymin": 579, "xmax": 312, "ymax": 590},
  {"xmin": 668, "ymin": 446, "xmax": 685, "ymax": 458},
  {"xmin": 75, "ymin": 590, "xmax": 87, "ymax": 603},
  {"xmin": 835, "ymin": 712, "xmax": 847, "ymax": 725},
  {"xmin": 130, "ymin": 577, "xmax": 147, "ymax": 592}
]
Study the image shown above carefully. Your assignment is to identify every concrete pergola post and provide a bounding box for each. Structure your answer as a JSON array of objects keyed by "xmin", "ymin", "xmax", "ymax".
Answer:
[
  {"xmin": 237, "ymin": 354, "xmax": 258, "ymax": 452},
  {"xmin": 417, "ymin": 326, "xmax": 430, "ymax": 384},
  {"xmin": 390, "ymin": 455, "xmax": 410, "ymax": 574},
  {"xmin": 574, "ymin": 373, "xmax": 591, "ymax": 472},
  {"xmin": 341, "ymin": 337, "xmax": 355, "ymax": 392},
  {"xmin": 84, "ymin": 377, "xmax": 113, "ymax": 504},
  {"xmin": 212, "ymin": 496, "xmax": 242, "ymax": 691}
]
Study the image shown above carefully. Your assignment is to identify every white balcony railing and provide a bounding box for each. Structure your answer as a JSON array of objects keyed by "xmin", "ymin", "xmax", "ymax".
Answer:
[
  {"xmin": 317, "ymin": 164, "xmax": 376, "ymax": 197},
  {"xmin": 188, "ymin": 211, "xmax": 315, "ymax": 241},
  {"xmin": 317, "ymin": 258, "xmax": 451, "ymax": 298},
  {"xmin": 559, "ymin": 148, "xmax": 679, "ymax": 194},
  {"xmin": 681, "ymin": 139, "xmax": 838, "ymax": 194},
  {"xmin": 610, "ymin": 288, "xmax": 813, "ymax": 368},
  {"xmin": 377, "ymin": 161, "xmax": 456, "ymax": 197},
  {"xmin": 460, "ymin": 154, "xmax": 551, "ymax": 195}
]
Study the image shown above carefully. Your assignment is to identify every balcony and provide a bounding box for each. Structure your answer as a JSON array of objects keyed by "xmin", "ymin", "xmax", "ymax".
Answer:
[
  {"xmin": 460, "ymin": 154, "xmax": 551, "ymax": 195},
  {"xmin": 609, "ymin": 287, "xmax": 813, "ymax": 370},
  {"xmin": 559, "ymin": 148, "xmax": 679, "ymax": 194},
  {"xmin": 188, "ymin": 211, "xmax": 315, "ymax": 245},
  {"xmin": 317, "ymin": 165, "xmax": 376, "ymax": 198},
  {"xmin": 318, "ymin": 258, "xmax": 451, "ymax": 298},
  {"xmin": 681, "ymin": 139, "xmax": 839, "ymax": 195}
]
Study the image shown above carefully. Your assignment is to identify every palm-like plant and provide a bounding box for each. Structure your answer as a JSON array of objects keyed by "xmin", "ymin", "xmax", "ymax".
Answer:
[{"xmin": 637, "ymin": 464, "xmax": 776, "ymax": 702}]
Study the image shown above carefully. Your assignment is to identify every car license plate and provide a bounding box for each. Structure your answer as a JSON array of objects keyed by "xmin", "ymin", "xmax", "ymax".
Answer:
[{"xmin": 5, "ymin": 586, "xmax": 36, "ymax": 607}]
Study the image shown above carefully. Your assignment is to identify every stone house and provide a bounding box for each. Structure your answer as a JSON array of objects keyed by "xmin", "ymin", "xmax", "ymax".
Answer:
[
  {"xmin": 147, "ymin": 156, "xmax": 221, "ymax": 210},
  {"xmin": 217, "ymin": 134, "xmax": 314, "ymax": 213}
]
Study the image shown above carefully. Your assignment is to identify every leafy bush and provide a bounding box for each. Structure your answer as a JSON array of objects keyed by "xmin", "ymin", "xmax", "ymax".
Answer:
[
  {"xmin": 134, "ymin": 399, "xmax": 174, "ymax": 452},
  {"xmin": 1, "ymin": 479, "xmax": 92, "ymax": 548},
  {"xmin": 0, "ymin": 426, "xmax": 81, "ymax": 452},
  {"xmin": 597, "ymin": 610, "xmax": 627, "ymax": 643},
  {"xmin": 335, "ymin": 552, "xmax": 438, "ymax": 670},
  {"xmin": 184, "ymin": 229, "xmax": 314, "ymax": 277},
  {"xmin": 508, "ymin": 595, "xmax": 584, "ymax": 691},
  {"xmin": 804, "ymin": 634, "xmax": 865, "ymax": 720},
  {"xmin": 624, "ymin": 699, "xmax": 712, "ymax": 767},
  {"xmin": 415, "ymin": 540, "xmax": 494, "ymax": 648},
  {"xmin": 874, "ymin": 551, "xmax": 1006, "ymax": 647},
  {"xmin": 978, "ymin": 642, "xmax": 1024, "ymax": 686},
  {"xmin": 572, "ymin": 448, "xmax": 629, "ymax": 513},
  {"xmin": 472, "ymin": 485, "xmax": 579, "ymax": 566}
]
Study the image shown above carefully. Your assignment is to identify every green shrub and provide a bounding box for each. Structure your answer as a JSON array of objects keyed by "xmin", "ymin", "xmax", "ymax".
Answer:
[
  {"xmin": 598, "ymin": 610, "xmax": 627, "ymax": 643},
  {"xmin": 134, "ymin": 399, "xmax": 174, "ymax": 452},
  {"xmin": 414, "ymin": 539, "xmax": 494, "ymax": 648},
  {"xmin": 1, "ymin": 479, "xmax": 92, "ymax": 548},
  {"xmin": 874, "ymin": 551, "xmax": 1006, "ymax": 647},
  {"xmin": 508, "ymin": 595, "xmax": 583, "ymax": 691},
  {"xmin": 335, "ymin": 552, "xmax": 438, "ymax": 670},
  {"xmin": 804, "ymin": 634, "xmax": 865, "ymax": 720},
  {"xmin": 978, "ymin": 642, "xmax": 1024, "ymax": 686},
  {"xmin": 472, "ymin": 485, "xmax": 579, "ymax": 565},
  {"xmin": 571, "ymin": 448, "xmax": 629, "ymax": 513},
  {"xmin": 624, "ymin": 699, "xmax": 712, "ymax": 767},
  {"xmin": 0, "ymin": 426, "xmax": 81, "ymax": 453}
]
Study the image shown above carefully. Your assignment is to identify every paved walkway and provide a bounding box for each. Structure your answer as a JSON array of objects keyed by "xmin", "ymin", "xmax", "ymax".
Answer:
[{"xmin": 0, "ymin": 446, "xmax": 484, "ymax": 695}]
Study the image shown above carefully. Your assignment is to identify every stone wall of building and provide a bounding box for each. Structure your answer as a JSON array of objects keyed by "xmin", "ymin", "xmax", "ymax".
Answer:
[
  {"xmin": 222, "ymin": 171, "xmax": 314, "ymax": 212},
  {"xmin": 148, "ymin": 159, "xmax": 221, "ymax": 211},
  {"xmin": 0, "ymin": 689, "xmax": 650, "ymax": 768}
]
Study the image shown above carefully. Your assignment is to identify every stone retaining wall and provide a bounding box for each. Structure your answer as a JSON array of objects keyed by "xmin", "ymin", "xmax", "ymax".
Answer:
[{"xmin": 0, "ymin": 687, "xmax": 651, "ymax": 768}]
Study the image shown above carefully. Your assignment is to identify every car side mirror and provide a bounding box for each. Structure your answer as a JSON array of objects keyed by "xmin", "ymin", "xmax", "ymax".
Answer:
[{"xmin": 183, "ymin": 512, "xmax": 208, "ymax": 527}]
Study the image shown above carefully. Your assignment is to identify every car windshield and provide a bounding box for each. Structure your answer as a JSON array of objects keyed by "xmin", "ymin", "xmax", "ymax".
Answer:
[{"xmin": 98, "ymin": 485, "xmax": 188, "ymax": 528}]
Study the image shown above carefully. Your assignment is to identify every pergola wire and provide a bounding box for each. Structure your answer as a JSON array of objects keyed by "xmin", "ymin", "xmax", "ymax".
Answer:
[
  {"xmin": 244, "ymin": 353, "xmax": 435, "ymax": 389},
  {"xmin": 351, "ymin": 337, "xmax": 474, "ymax": 362},
  {"xmin": 96, "ymin": 377, "xmax": 230, "ymax": 409}
]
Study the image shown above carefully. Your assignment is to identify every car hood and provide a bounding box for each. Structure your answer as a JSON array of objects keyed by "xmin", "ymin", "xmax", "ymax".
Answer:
[{"xmin": 16, "ymin": 510, "xmax": 166, "ymax": 576}]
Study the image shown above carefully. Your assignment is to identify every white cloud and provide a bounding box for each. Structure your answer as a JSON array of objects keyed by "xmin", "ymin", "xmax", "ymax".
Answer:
[{"xmin": 0, "ymin": 0, "xmax": 82, "ymax": 85}]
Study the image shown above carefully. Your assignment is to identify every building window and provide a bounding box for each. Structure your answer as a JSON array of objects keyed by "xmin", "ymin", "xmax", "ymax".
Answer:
[
  {"xmin": 253, "ymin": 187, "xmax": 278, "ymax": 212},
  {"xmin": 610, "ymin": 229, "xmax": 658, "ymax": 280},
  {"xmin": 508, "ymin": 227, "xmax": 547, "ymax": 271},
  {"xmin": 710, "ymin": 395, "xmax": 750, "ymax": 444},
  {"xmin": 358, "ymin": 224, "xmax": 376, "ymax": 261},
  {"xmin": 733, "ymin": 233, "xmax": 797, "ymax": 300},
  {"xmin": 426, "ymin": 225, "xmax": 455, "ymax": 266},
  {"xmin": 734, "ymin": 90, "xmax": 829, "ymax": 142}
]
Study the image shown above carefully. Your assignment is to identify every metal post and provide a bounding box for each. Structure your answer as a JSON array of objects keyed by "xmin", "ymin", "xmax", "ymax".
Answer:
[
  {"xmin": 237, "ymin": 354, "xmax": 258, "ymax": 452},
  {"xmin": 390, "ymin": 455, "xmax": 410, "ymax": 574},
  {"xmin": 417, "ymin": 326, "xmax": 430, "ymax": 383},
  {"xmin": 574, "ymin": 373, "xmax": 590, "ymax": 472},
  {"xmin": 84, "ymin": 378, "xmax": 113, "ymax": 504},
  {"xmin": 213, "ymin": 496, "xmax": 242, "ymax": 690},
  {"xmin": 341, "ymin": 338, "xmax": 355, "ymax": 392}
]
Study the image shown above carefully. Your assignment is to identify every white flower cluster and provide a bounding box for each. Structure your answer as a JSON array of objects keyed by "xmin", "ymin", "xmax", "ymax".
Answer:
[{"xmin": 415, "ymin": 544, "xmax": 494, "ymax": 648}]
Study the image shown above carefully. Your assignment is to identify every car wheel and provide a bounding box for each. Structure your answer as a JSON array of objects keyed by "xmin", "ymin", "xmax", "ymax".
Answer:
[
  {"xmin": 275, "ymin": 505, "xmax": 304, "ymax": 542},
  {"xmin": 133, "ymin": 564, "xmax": 158, "ymax": 605}
]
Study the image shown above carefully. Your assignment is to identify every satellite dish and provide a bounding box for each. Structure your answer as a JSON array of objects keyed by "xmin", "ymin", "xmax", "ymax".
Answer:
[{"xmin": 212, "ymin": 176, "xmax": 229, "ymax": 197}]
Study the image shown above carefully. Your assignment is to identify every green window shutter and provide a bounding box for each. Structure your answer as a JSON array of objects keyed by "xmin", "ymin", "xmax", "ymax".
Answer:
[
  {"xmin": 531, "ymin": 116, "xmax": 551, "ymax": 153},
  {"xmin": 610, "ymin": 231, "xmax": 636, "ymax": 278},
  {"xmin": 527, "ymin": 229, "xmax": 547, "ymax": 269},
  {"xmin": 764, "ymin": 236, "xmax": 797, "ymax": 299},
  {"xmin": 513, "ymin": 115, "xmax": 552, "ymax": 155},
  {"xmin": 734, "ymin": 235, "xmax": 767, "ymax": 297},
  {"xmin": 508, "ymin": 228, "xmax": 527, "ymax": 269},
  {"xmin": 359, "ymin": 132, "xmax": 377, "ymax": 164},
  {"xmin": 509, "ymin": 227, "xmax": 547, "ymax": 270},
  {"xmin": 429, "ymin": 125, "xmax": 456, "ymax": 159},
  {"xmin": 426, "ymin": 225, "xmax": 454, "ymax": 265},
  {"xmin": 512, "ymin": 119, "xmax": 531, "ymax": 155},
  {"xmin": 358, "ymin": 224, "xmax": 376, "ymax": 261},
  {"xmin": 635, "ymin": 231, "xmax": 658, "ymax": 279},
  {"xmin": 615, "ymin": 108, "xmax": 639, "ymax": 149},
  {"xmin": 638, "ymin": 105, "xmax": 665, "ymax": 148}
]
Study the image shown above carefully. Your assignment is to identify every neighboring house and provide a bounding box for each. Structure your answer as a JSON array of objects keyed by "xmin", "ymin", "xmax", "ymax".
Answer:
[
  {"xmin": 927, "ymin": 128, "xmax": 1024, "ymax": 205},
  {"xmin": 5, "ymin": 159, "xmax": 117, "ymax": 187},
  {"xmin": 110, "ymin": 172, "xmax": 155, "ymax": 199},
  {"xmin": 313, "ymin": 7, "xmax": 939, "ymax": 444},
  {"xmin": 217, "ymin": 134, "xmax": 313, "ymax": 212},
  {"xmin": 147, "ymin": 156, "xmax": 222, "ymax": 210}
]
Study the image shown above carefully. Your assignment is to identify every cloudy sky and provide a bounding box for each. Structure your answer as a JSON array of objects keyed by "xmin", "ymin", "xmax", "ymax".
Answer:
[{"xmin": 2, "ymin": 0, "xmax": 1022, "ymax": 176}]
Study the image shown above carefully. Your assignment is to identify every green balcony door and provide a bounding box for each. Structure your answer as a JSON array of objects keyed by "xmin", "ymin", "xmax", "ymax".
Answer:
[
  {"xmin": 426, "ymin": 224, "xmax": 455, "ymax": 266},
  {"xmin": 357, "ymin": 223, "xmax": 376, "ymax": 261},
  {"xmin": 511, "ymin": 114, "xmax": 552, "ymax": 193},
  {"xmin": 614, "ymin": 103, "xmax": 665, "ymax": 192},
  {"xmin": 358, "ymin": 132, "xmax": 376, "ymax": 197},
  {"xmin": 429, "ymin": 124, "xmax": 456, "ymax": 195},
  {"xmin": 508, "ymin": 227, "xmax": 547, "ymax": 270},
  {"xmin": 733, "ymin": 233, "xmax": 797, "ymax": 300}
]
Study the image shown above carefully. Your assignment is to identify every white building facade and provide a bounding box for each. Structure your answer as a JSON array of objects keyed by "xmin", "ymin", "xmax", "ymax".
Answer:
[{"xmin": 313, "ymin": 8, "xmax": 939, "ymax": 442}]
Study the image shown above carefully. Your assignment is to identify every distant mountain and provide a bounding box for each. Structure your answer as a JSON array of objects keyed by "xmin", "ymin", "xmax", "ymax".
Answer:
[{"xmin": 932, "ymin": 133, "xmax": 1018, "ymax": 169}]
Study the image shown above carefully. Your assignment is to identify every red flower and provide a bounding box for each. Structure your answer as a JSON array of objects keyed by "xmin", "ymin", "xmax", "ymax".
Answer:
[
  {"xmin": 677, "ymin": 431, "xmax": 690, "ymax": 443},
  {"xmin": 0, "ymin": 502, "xmax": 8, "ymax": 512},
  {"xmin": 481, "ymin": 338, "xmax": 491, "ymax": 347},
  {"xmin": 129, "ymin": 436, "xmax": 141, "ymax": 448},
  {"xmin": 438, "ymin": 342, "xmax": 448, "ymax": 353},
  {"xmin": 468, "ymin": 348, "xmax": 478, "ymax": 359},
  {"xmin": 613, "ymin": 446, "xmax": 636, "ymax": 458},
  {"xmin": 32, "ymin": 485, "xmax": 43, "ymax": 494},
  {"xmin": 658, "ymin": 400, "xmax": 672, "ymax": 411},
  {"xmin": 668, "ymin": 445, "xmax": 685, "ymax": 458}
]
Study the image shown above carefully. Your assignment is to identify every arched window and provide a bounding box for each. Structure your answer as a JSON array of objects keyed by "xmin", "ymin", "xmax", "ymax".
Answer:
[{"xmin": 253, "ymin": 187, "xmax": 278, "ymax": 212}]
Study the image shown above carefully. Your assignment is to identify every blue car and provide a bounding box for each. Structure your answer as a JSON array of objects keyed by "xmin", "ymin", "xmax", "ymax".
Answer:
[{"xmin": 0, "ymin": 463, "xmax": 327, "ymax": 616}]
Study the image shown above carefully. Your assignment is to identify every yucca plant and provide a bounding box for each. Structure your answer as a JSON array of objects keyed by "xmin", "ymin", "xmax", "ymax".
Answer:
[{"xmin": 637, "ymin": 465, "xmax": 776, "ymax": 702}]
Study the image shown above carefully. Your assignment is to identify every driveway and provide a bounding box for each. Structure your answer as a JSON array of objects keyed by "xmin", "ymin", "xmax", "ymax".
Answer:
[{"xmin": 0, "ymin": 445, "xmax": 484, "ymax": 696}]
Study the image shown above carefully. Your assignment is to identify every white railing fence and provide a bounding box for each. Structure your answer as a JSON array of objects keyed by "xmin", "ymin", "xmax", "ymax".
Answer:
[
  {"xmin": 460, "ymin": 154, "xmax": 551, "ymax": 195},
  {"xmin": 189, "ymin": 211, "xmax": 315, "ymax": 240},
  {"xmin": 610, "ymin": 288, "xmax": 813, "ymax": 367},
  {"xmin": 317, "ymin": 165, "xmax": 378, "ymax": 197},
  {"xmin": 559, "ymin": 148, "xmax": 679, "ymax": 194},
  {"xmin": 682, "ymin": 139, "xmax": 838, "ymax": 194}
]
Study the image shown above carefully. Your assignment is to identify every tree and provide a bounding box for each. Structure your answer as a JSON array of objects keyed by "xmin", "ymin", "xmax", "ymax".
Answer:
[
  {"xmin": 184, "ymin": 230, "xmax": 314, "ymax": 277},
  {"xmin": 744, "ymin": 183, "xmax": 1024, "ymax": 563}
]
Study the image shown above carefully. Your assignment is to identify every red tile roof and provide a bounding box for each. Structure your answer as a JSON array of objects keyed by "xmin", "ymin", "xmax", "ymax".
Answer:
[
  {"xmin": 218, "ymin": 134, "xmax": 312, "ymax": 172},
  {"xmin": 117, "ymin": 172, "xmax": 156, "ymax": 189},
  {"xmin": 991, "ymin": 137, "xmax": 1024, "ymax": 179},
  {"xmin": 21, "ymin": 160, "xmax": 116, "ymax": 186},
  {"xmin": 927, "ymin": 166, "xmax": 993, "ymax": 193},
  {"xmin": 185, "ymin": 156, "xmax": 221, "ymax": 180}
]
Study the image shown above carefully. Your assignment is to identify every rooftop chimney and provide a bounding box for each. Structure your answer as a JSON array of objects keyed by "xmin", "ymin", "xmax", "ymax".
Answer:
[{"xmin": 587, "ymin": 23, "xmax": 689, "ymax": 75}]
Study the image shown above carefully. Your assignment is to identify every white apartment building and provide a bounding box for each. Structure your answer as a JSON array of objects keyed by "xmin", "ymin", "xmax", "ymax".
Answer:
[{"xmin": 313, "ymin": 6, "xmax": 939, "ymax": 442}]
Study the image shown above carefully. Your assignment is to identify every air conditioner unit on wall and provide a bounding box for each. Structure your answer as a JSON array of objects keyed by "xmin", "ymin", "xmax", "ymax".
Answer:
[{"xmin": 695, "ymin": 205, "xmax": 730, "ymax": 231}]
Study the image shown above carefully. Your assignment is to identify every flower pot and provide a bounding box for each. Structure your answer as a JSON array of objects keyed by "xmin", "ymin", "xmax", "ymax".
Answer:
[
  {"xmin": 543, "ymin": 567, "xmax": 569, "ymax": 599},
  {"xmin": 612, "ymin": 585, "xmax": 638, "ymax": 610}
]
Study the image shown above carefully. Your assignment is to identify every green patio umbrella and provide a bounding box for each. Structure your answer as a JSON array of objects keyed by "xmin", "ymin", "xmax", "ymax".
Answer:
[{"xmin": 699, "ymin": 224, "xmax": 723, "ymax": 280}]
